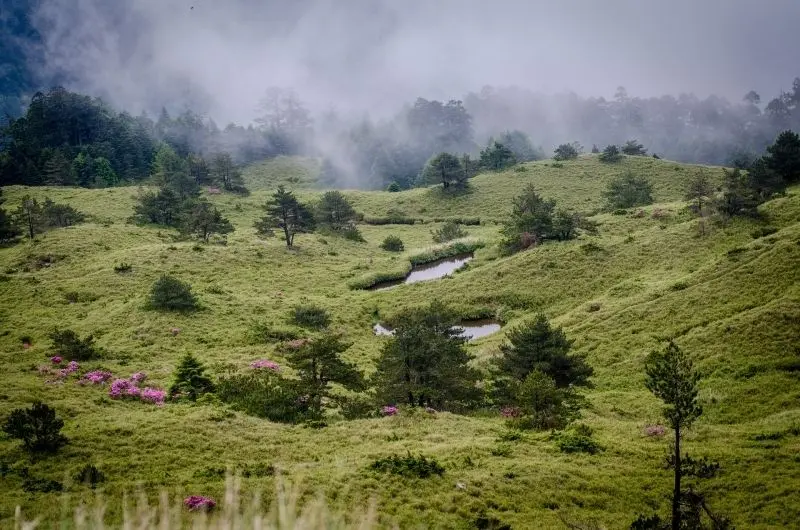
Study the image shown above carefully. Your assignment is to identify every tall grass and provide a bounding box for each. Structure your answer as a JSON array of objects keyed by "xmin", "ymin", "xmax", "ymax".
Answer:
[{"xmin": 14, "ymin": 476, "xmax": 376, "ymax": 530}]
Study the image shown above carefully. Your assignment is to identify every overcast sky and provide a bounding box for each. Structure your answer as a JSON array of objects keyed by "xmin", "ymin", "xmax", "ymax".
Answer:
[{"xmin": 30, "ymin": 0, "xmax": 800, "ymax": 122}]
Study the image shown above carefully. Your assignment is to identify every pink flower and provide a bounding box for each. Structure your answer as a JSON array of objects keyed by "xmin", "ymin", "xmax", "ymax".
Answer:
[
  {"xmin": 66, "ymin": 361, "xmax": 79, "ymax": 373},
  {"xmin": 50, "ymin": 356, "xmax": 63, "ymax": 364},
  {"xmin": 140, "ymin": 387, "xmax": 166, "ymax": 405},
  {"xmin": 130, "ymin": 371, "xmax": 147, "ymax": 383},
  {"xmin": 170, "ymin": 328, "xmax": 181, "ymax": 336},
  {"xmin": 500, "ymin": 407, "xmax": 521, "ymax": 418},
  {"xmin": 184, "ymin": 495, "xmax": 216, "ymax": 511},
  {"xmin": 250, "ymin": 359, "xmax": 280, "ymax": 371},
  {"xmin": 109, "ymin": 378, "xmax": 138, "ymax": 399},
  {"xmin": 83, "ymin": 370, "xmax": 113, "ymax": 384},
  {"xmin": 382, "ymin": 405, "xmax": 398, "ymax": 416}
]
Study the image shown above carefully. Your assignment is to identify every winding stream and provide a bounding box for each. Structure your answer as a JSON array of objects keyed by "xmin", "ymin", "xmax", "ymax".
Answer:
[
  {"xmin": 373, "ymin": 319, "xmax": 501, "ymax": 342},
  {"xmin": 368, "ymin": 254, "xmax": 473, "ymax": 291}
]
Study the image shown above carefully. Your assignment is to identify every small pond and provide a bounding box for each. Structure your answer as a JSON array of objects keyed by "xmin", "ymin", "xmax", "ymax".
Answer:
[
  {"xmin": 373, "ymin": 319, "xmax": 501, "ymax": 342},
  {"xmin": 368, "ymin": 254, "xmax": 473, "ymax": 291}
]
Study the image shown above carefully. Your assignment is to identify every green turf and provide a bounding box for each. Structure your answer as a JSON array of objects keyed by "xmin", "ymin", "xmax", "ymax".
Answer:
[{"xmin": 0, "ymin": 155, "xmax": 798, "ymax": 529}]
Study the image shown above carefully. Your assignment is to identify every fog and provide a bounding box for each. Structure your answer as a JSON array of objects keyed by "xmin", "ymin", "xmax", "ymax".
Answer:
[{"xmin": 30, "ymin": 0, "xmax": 800, "ymax": 123}]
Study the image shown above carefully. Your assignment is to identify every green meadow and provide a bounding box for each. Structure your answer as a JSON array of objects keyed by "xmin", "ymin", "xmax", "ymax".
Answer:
[{"xmin": 1, "ymin": 155, "xmax": 798, "ymax": 529}]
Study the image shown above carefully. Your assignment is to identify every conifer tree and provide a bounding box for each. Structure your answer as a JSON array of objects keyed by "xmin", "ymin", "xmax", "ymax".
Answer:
[{"xmin": 169, "ymin": 353, "xmax": 214, "ymax": 400}]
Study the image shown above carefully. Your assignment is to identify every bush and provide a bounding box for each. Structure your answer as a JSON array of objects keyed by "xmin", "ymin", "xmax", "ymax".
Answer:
[
  {"xmin": 217, "ymin": 370, "xmax": 309, "ymax": 423},
  {"xmin": 621, "ymin": 139, "xmax": 647, "ymax": 156},
  {"xmin": 113, "ymin": 262, "xmax": 132, "ymax": 273},
  {"xmin": 169, "ymin": 353, "xmax": 214, "ymax": 401},
  {"xmin": 341, "ymin": 224, "xmax": 366, "ymax": 242},
  {"xmin": 363, "ymin": 215, "xmax": 416, "ymax": 225},
  {"xmin": 387, "ymin": 182, "xmax": 401, "ymax": 192},
  {"xmin": 149, "ymin": 275, "xmax": 198, "ymax": 311},
  {"xmin": 553, "ymin": 143, "xmax": 580, "ymax": 161},
  {"xmin": 380, "ymin": 235, "xmax": 405, "ymax": 252},
  {"xmin": 49, "ymin": 329, "xmax": 101, "ymax": 361},
  {"xmin": 292, "ymin": 304, "xmax": 330, "ymax": 329},
  {"xmin": 2, "ymin": 402, "xmax": 68, "ymax": 453},
  {"xmin": 751, "ymin": 226, "xmax": 778, "ymax": 239},
  {"xmin": 554, "ymin": 428, "xmax": 603, "ymax": 454},
  {"xmin": 22, "ymin": 473, "xmax": 64, "ymax": 493},
  {"xmin": 603, "ymin": 172, "xmax": 654, "ymax": 209},
  {"xmin": 432, "ymin": 217, "xmax": 481, "ymax": 226},
  {"xmin": 369, "ymin": 453, "xmax": 445, "ymax": 478},
  {"xmin": 598, "ymin": 145, "xmax": 623, "ymax": 163},
  {"xmin": 431, "ymin": 221, "xmax": 467, "ymax": 243},
  {"xmin": 74, "ymin": 464, "xmax": 105, "ymax": 488},
  {"xmin": 248, "ymin": 322, "xmax": 300, "ymax": 343}
]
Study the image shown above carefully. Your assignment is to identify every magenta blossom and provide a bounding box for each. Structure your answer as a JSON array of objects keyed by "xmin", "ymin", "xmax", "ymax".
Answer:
[
  {"xmin": 66, "ymin": 361, "xmax": 79, "ymax": 372},
  {"xmin": 109, "ymin": 378, "xmax": 138, "ymax": 399},
  {"xmin": 184, "ymin": 495, "xmax": 216, "ymax": 511},
  {"xmin": 50, "ymin": 356, "xmax": 63, "ymax": 364},
  {"xmin": 140, "ymin": 387, "xmax": 166, "ymax": 405},
  {"xmin": 500, "ymin": 407, "xmax": 521, "ymax": 418},
  {"xmin": 130, "ymin": 371, "xmax": 147, "ymax": 383},
  {"xmin": 250, "ymin": 359, "xmax": 280, "ymax": 371},
  {"xmin": 83, "ymin": 370, "xmax": 114, "ymax": 384},
  {"xmin": 382, "ymin": 405, "xmax": 398, "ymax": 416}
]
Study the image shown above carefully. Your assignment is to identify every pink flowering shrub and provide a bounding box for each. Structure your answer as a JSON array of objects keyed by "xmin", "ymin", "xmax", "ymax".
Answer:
[
  {"xmin": 250, "ymin": 359, "xmax": 280, "ymax": 371},
  {"xmin": 644, "ymin": 424, "xmax": 667, "ymax": 437},
  {"xmin": 109, "ymin": 374, "xmax": 166, "ymax": 406},
  {"xmin": 82, "ymin": 370, "xmax": 113, "ymax": 385},
  {"xmin": 382, "ymin": 406, "xmax": 398, "ymax": 416},
  {"xmin": 184, "ymin": 495, "xmax": 216, "ymax": 511},
  {"xmin": 140, "ymin": 387, "xmax": 167, "ymax": 405},
  {"xmin": 50, "ymin": 356, "xmax": 63, "ymax": 364},
  {"xmin": 500, "ymin": 407, "xmax": 522, "ymax": 418}
]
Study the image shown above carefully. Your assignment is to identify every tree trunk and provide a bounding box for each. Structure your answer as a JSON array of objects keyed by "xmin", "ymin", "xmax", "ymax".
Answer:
[
  {"xmin": 672, "ymin": 424, "xmax": 681, "ymax": 530},
  {"xmin": 26, "ymin": 210, "xmax": 34, "ymax": 239}
]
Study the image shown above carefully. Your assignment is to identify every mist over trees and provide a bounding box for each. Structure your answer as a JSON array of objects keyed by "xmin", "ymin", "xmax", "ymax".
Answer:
[{"xmin": 2, "ymin": 78, "xmax": 800, "ymax": 190}]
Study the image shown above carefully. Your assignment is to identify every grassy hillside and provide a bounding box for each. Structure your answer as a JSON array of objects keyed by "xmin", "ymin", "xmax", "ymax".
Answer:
[{"xmin": 1, "ymin": 155, "xmax": 798, "ymax": 529}]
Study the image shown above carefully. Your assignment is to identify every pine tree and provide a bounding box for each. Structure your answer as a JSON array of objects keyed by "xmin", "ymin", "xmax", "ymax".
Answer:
[
  {"xmin": 181, "ymin": 200, "xmax": 234, "ymax": 242},
  {"xmin": 2, "ymin": 402, "xmax": 68, "ymax": 453},
  {"xmin": 644, "ymin": 341, "xmax": 702, "ymax": 530},
  {"xmin": 479, "ymin": 141, "xmax": 517, "ymax": 170},
  {"xmin": 169, "ymin": 353, "xmax": 214, "ymax": 401},
  {"xmin": 254, "ymin": 185, "xmax": 315, "ymax": 247},
  {"xmin": 0, "ymin": 189, "xmax": 21, "ymax": 243},
  {"xmin": 12, "ymin": 195, "xmax": 45, "ymax": 239},
  {"xmin": 211, "ymin": 152, "xmax": 247, "ymax": 193},
  {"xmin": 373, "ymin": 301, "xmax": 480, "ymax": 410},
  {"xmin": 288, "ymin": 333, "xmax": 364, "ymax": 417},
  {"xmin": 315, "ymin": 190, "xmax": 357, "ymax": 230}
]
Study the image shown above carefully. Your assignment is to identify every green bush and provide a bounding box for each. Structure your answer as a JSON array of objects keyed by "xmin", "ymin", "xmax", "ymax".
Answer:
[
  {"xmin": 432, "ymin": 217, "xmax": 481, "ymax": 226},
  {"xmin": 292, "ymin": 304, "xmax": 331, "ymax": 329},
  {"xmin": 750, "ymin": 226, "xmax": 778, "ymax": 239},
  {"xmin": 113, "ymin": 262, "xmax": 132, "ymax": 273},
  {"xmin": 341, "ymin": 224, "xmax": 366, "ymax": 242},
  {"xmin": 603, "ymin": 172, "xmax": 654, "ymax": 209},
  {"xmin": 553, "ymin": 425, "xmax": 603, "ymax": 454},
  {"xmin": 22, "ymin": 474, "xmax": 64, "ymax": 493},
  {"xmin": 431, "ymin": 221, "xmax": 467, "ymax": 243},
  {"xmin": 217, "ymin": 371, "xmax": 309, "ymax": 423},
  {"xmin": 386, "ymin": 182, "xmax": 401, "ymax": 192},
  {"xmin": 169, "ymin": 353, "xmax": 214, "ymax": 401},
  {"xmin": 369, "ymin": 453, "xmax": 445, "ymax": 478},
  {"xmin": 49, "ymin": 329, "xmax": 101, "ymax": 361},
  {"xmin": 380, "ymin": 235, "xmax": 405, "ymax": 252},
  {"xmin": 248, "ymin": 322, "xmax": 300, "ymax": 343},
  {"xmin": 2, "ymin": 402, "xmax": 68, "ymax": 453},
  {"xmin": 74, "ymin": 464, "xmax": 105, "ymax": 488},
  {"xmin": 553, "ymin": 143, "xmax": 580, "ymax": 161},
  {"xmin": 363, "ymin": 215, "xmax": 416, "ymax": 225},
  {"xmin": 149, "ymin": 275, "xmax": 198, "ymax": 311}
]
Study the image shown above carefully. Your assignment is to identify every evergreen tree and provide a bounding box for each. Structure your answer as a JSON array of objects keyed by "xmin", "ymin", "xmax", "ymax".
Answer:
[
  {"xmin": 315, "ymin": 190, "xmax": 357, "ymax": 230},
  {"xmin": 479, "ymin": 141, "xmax": 517, "ymax": 170},
  {"xmin": 496, "ymin": 130, "xmax": 542, "ymax": 162},
  {"xmin": 373, "ymin": 301, "xmax": 480, "ymax": 410},
  {"xmin": 188, "ymin": 155, "xmax": 211, "ymax": 186},
  {"xmin": 765, "ymin": 130, "xmax": 800, "ymax": 183},
  {"xmin": 716, "ymin": 168, "xmax": 760, "ymax": 218},
  {"xmin": 622, "ymin": 139, "xmax": 648, "ymax": 156},
  {"xmin": 599, "ymin": 145, "xmax": 623, "ymax": 163},
  {"xmin": 2, "ymin": 402, "xmax": 68, "ymax": 453},
  {"xmin": 149, "ymin": 274, "xmax": 198, "ymax": 311},
  {"xmin": 287, "ymin": 333, "xmax": 364, "ymax": 417},
  {"xmin": 181, "ymin": 200, "xmax": 234, "ymax": 242},
  {"xmin": 211, "ymin": 152, "xmax": 247, "ymax": 193},
  {"xmin": 746, "ymin": 157, "xmax": 786, "ymax": 201},
  {"xmin": 12, "ymin": 195, "xmax": 45, "ymax": 239},
  {"xmin": 131, "ymin": 187, "xmax": 184, "ymax": 227},
  {"xmin": 501, "ymin": 184, "xmax": 556, "ymax": 253},
  {"xmin": 152, "ymin": 144, "xmax": 197, "ymax": 199},
  {"xmin": 254, "ymin": 185, "xmax": 315, "ymax": 247},
  {"xmin": 553, "ymin": 143, "xmax": 580, "ymax": 161},
  {"xmin": 42, "ymin": 149, "xmax": 72, "ymax": 185},
  {"xmin": 494, "ymin": 314, "xmax": 592, "ymax": 394},
  {"xmin": 169, "ymin": 353, "xmax": 214, "ymax": 400},
  {"xmin": 603, "ymin": 171, "xmax": 654, "ymax": 209},
  {"xmin": 92, "ymin": 157, "xmax": 118, "ymax": 187},
  {"xmin": 42, "ymin": 198, "xmax": 85, "ymax": 227},
  {"xmin": 70, "ymin": 152, "xmax": 94, "ymax": 187},
  {"xmin": 420, "ymin": 152, "xmax": 465, "ymax": 189},
  {"xmin": 644, "ymin": 341, "xmax": 703, "ymax": 530}
]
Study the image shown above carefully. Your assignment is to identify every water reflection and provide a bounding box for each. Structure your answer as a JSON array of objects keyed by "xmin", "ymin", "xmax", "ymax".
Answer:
[
  {"xmin": 369, "ymin": 254, "xmax": 473, "ymax": 291},
  {"xmin": 373, "ymin": 320, "xmax": 501, "ymax": 341}
]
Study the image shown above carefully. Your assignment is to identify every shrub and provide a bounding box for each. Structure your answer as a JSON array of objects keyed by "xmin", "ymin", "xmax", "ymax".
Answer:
[
  {"xmin": 22, "ymin": 474, "xmax": 64, "ymax": 493},
  {"xmin": 554, "ymin": 429, "xmax": 603, "ymax": 454},
  {"xmin": 387, "ymin": 182, "xmax": 401, "ymax": 192},
  {"xmin": 408, "ymin": 240, "xmax": 484, "ymax": 266},
  {"xmin": 49, "ymin": 329, "xmax": 101, "ymax": 361},
  {"xmin": 292, "ymin": 304, "xmax": 331, "ymax": 329},
  {"xmin": 169, "ymin": 353, "xmax": 214, "ymax": 401},
  {"xmin": 217, "ymin": 370, "xmax": 309, "ymax": 423},
  {"xmin": 598, "ymin": 144, "xmax": 623, "ymax": 163},
  {"xmin": 2, "ymin": 402, "xmax": 68, "ymax": 453},
  {"xmin": 603, "ymin": 172, "xmax": 654, "ymax": 209},
  {"xmin": 431, "ymin": 221, "xmax": 467, "ymax": 243},
  {"xmin": 75, "ymin": 464, "xmax": 106, "ymax": 488},
  {"xmin": 113, "ymin": 262, "xmax": 132, "ymax": 273},
  {"xmin": 363, "ymin": 215, "xmax": 416, "ymax": 225},
  {"xmin": 369, "ymin": 453, "xmax": 445, "ymax": 478},
  {"xmin": 621, "ymin": 139, "xmax": 647, "ymax": 156},
  {"xmin": 247, "ymin": 322, "xmax": 300, "ymax": 343},
  {"xmin": 149, "ymin": 275, "xmax": 198, "ymax": 311},
  {"xmin": 341, "ymin": 224, "xmax": 366, "ymax": 242},
  {"xmin": 553, "ymin": 142, "xmax": 581, "ymax": 161},
  {"xmin": 380, "ymin": 235, "xmax": 405, "ymax": 252}
]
